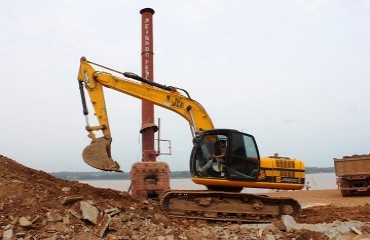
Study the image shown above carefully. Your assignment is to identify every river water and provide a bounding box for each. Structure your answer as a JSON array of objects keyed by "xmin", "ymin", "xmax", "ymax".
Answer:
[{"xmin": 81, "ymin": 172, "xmax": 337, "ymax": 193}]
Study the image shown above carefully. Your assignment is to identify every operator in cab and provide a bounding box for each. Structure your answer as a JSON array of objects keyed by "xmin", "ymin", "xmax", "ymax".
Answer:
[{"xmin": 198, "ymin": 140, "xmax": 227, "ymax": 176}]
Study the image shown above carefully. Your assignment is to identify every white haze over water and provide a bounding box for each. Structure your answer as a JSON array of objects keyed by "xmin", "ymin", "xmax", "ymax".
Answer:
[{"xmin": 81, "ymin": 172, "xmax": 337, "ymax": 193}]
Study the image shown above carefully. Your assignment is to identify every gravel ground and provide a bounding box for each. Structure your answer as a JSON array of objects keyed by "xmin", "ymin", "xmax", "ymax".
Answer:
[{"xmin": 1, "ymin": 155, "xmax": 369, "ymax": 240}]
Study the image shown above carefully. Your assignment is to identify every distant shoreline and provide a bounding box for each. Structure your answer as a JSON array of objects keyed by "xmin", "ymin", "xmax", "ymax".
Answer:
[{"xmin": 50, "ymin": 167, "xmax": 334, "ymax": 181}]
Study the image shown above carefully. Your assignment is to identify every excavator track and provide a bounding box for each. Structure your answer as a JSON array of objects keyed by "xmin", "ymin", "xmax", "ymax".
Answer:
[{"xmin": 160, "ymin": 190, "xmax": 301, "ymax": 223}]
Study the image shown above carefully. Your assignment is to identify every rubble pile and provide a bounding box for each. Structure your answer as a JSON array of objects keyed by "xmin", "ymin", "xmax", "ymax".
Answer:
[{"xmin": 0, "ymin": 155, "xmax": 369, "ymax": 240}]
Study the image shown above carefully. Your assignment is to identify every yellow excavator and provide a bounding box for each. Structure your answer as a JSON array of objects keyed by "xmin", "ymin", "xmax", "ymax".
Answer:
[{"xmin": 77, "ymin": 57, "xmax": 305, "ymax": 222}]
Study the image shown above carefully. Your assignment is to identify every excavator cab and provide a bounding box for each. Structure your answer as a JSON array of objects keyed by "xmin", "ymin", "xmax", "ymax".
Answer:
[{"xmin": 190, "ymin": 129, "xmax": 260, "ymax": 181}]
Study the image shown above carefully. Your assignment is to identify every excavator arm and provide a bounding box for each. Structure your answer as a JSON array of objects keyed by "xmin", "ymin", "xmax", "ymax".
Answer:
[{"xmin": 77, "ymin": 57, "xmax": 214, "ymax": 171}]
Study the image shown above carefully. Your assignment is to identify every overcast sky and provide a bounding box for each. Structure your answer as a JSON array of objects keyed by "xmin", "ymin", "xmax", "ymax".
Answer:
[{"xmin": 1, "ymin": 1, "xmax": 370, "ymax": 173}]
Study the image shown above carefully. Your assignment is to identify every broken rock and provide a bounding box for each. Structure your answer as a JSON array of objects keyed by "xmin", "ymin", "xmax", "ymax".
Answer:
[
  {"xmin": 61, "ymin": 196, "xmax": 83, "ymax": 205},
  {"xmin": 69, "ymin": 209, "xmax": 82, "ymax": 219},
  {"xmin": 351, "ymin": 226, "xmax": 363, "ymax": 235},
  {"xmin": 3, "ymin": 225, "xmax": 13, "ymax": 240},
  {"xmin": 272, "ymin": 219, "xmax": 287, "ymax": 231},
  {"xmin": 95, "ymin": 214, "xmax": 112, "ymax": 238},
  {"xmin": 104, "ymin": 207, "xmax": 121, "ymax": 217},
  {"xmin": 15, "ymin": 232, "xmax": 26, "ymax": 238},
  {"xmin": 80, "ymin": 200, "xmax": 100, "ymax": 224},
  {"xmin": 19, "ymin": 216, "xmax": 32, "ymax": 227},
  {"xmin": 281, "ymin": 215, "xmax": 298, "ymax": 232},
  {"xmin": 46, "ymin": 210, "xmax": 63, "ymax": 222},
  {"xmin": 61, "ymin": 187, "xmax": 71, "ymax": 192}
]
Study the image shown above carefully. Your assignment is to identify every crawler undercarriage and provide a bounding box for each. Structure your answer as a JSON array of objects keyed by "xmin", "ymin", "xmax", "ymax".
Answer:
[{"xmin": 160, "ymin": 190, "xmax": 301, "ymax": 223}]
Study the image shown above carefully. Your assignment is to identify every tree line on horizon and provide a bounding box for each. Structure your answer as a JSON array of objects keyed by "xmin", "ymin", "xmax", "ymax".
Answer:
[{"xmin": 51, "ymin": 166, "xmax": 334, "ymax": 181}]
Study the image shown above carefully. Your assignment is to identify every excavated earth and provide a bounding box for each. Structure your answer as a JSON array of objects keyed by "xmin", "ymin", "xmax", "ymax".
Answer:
[{"xmin": 0, "ymin": 154, "xmax": 370, "ymax": 240}]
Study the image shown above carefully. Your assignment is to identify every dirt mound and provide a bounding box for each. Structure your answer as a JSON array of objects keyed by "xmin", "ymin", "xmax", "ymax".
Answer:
[
  {"xmin": 0, "ymin": 154, "xmax": 369, "ymax": 239},
  {"xmin": 297, "ymin": 204, "xmax": 370, "ymax": 224},
  {"xmin": 0, "ymin": 155, "xmax": 162, "ymax": 239},
  {"xmin": 0, "ymin": 155, "xmax": 135, "ymax": 215}
]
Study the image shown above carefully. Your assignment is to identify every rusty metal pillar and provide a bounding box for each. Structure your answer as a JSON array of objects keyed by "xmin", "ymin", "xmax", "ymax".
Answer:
[
  {"xmin": 140, "ymin": 8, "xmax": 157, "ymax": 162},
  {"xmin": 130, "ymin": 8, "xmax": 170, "ymax": 200}
]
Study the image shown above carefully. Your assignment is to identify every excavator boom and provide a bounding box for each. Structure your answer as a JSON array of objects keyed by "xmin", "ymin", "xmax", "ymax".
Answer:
[{"xmin": 78, "ymin": 57, "xmax": 214, "ymax": 171}]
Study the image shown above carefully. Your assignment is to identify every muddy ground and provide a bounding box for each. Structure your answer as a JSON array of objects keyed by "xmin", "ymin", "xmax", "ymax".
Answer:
[{"xmin": 0, "ymin": 154, "xmax": 369, "ymax": 240}]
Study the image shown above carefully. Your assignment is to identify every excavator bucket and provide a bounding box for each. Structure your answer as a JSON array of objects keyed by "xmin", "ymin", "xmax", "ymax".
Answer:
[{"xmin": 82, "ymin": 137, "xmax": 122, "ymax": 172}]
